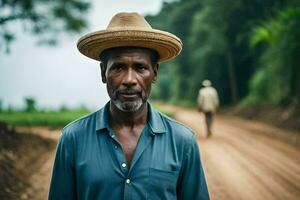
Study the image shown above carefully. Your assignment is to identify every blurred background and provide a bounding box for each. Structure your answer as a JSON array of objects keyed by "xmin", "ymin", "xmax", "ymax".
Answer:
[{"xmin": 0, "ymin": 0, "xmax": 299, "ymax": 199}]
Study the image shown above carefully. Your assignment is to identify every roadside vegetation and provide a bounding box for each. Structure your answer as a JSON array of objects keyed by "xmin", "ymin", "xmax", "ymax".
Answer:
[
  {"xmin": 0, "ymin": 98, "xmax": 176, "ymax": 127},
  {"xmin": 0, "ymin": 97, "xmax": 90, "ymax": 128},
  {"xmin": 146, "ymin": 0, "xmax": 300, "ymax": 130}
]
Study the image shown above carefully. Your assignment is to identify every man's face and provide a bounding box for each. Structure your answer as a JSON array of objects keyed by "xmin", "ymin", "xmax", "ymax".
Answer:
[{"xmin": 101, "ymin": 48, "xmax": 158, "ymax": 112}]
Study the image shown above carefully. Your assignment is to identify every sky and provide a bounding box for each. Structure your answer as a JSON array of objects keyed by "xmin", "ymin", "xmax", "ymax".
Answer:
[{"xmin": 0, "ymin": 0, "xmax": 163, "ymax": 110}]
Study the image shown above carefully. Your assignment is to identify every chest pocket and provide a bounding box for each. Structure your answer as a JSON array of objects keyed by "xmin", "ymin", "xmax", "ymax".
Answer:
[{"xmin": 147, "ymin": 168, "xmax": 179, "ymax": 200}]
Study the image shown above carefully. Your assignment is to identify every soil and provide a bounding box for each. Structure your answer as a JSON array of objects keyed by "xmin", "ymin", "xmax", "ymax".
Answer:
[
  {"xmin": 0, "ymin": 122, "xmax": 58, "ymax": 200},
  {"xmin": 1, "ymin": 104, "xmax": 300, "ymax": 200},
  {"xmin": 161, "ymin": 104, "xmax": 300, "ymax": 200},
  {"xmin": 232, "ymin": 105, "xmax": 300, "ymax": 131}
]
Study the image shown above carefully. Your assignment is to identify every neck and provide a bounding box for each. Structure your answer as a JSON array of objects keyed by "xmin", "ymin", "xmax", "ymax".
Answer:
[{"xmin": 109, "ymin": 101, "xmax": 148, "ymax": 128}]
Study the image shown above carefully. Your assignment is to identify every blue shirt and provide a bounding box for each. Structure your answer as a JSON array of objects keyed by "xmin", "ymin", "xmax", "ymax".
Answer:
[{"xmin": 49, "ymin": 102, "xmax": 209, "ymax": 200}]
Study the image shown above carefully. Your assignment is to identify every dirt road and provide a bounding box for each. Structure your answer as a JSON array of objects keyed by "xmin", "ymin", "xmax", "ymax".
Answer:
[
  {"xmin": 161, "ymin": 104, "xmax": 300, "ymax": 200},
  {"xmin": 15, "ymin": 127, "xmax": 60, "ymax": 200},
  {"xmin": 20, "ymin": 106, "xmax": 300, "ymax": 199}
]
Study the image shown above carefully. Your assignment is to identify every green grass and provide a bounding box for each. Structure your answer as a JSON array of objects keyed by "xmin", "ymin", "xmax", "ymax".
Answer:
[
  {"xmin": 0, "ymin": 102, "xmax": 178, "ymax": 127},
  {"xmin": 0, "ymin": 110, "xmax": 90, "ymax": 127}
]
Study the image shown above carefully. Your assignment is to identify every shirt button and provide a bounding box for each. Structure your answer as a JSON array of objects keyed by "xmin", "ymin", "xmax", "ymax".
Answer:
[
  {"xmin": 111, "ymin": 135, "xmax": 115, "ymax": 138},
  {"xmin": 121, "ymin": 163, "xmax": 127, "ymax": 168},
  {"xmin": 114, "ymin": 145, "xmax": 118, "ymax": 149},
  {"xmin": 125, "ymin": 179, "xmax": 131, "ymax": 184}
]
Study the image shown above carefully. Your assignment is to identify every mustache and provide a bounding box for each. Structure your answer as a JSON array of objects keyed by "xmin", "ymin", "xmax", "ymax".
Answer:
[{"xmin": 116, "ymin": 87, "xmax": 141, "ymax": 94}]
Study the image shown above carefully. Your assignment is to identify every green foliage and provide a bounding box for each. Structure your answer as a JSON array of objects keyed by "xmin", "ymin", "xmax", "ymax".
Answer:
[
  {"xmin": 147, "ymin": 0, "xmax": 203, "ymax": 103},
  {"xmin": 147, "ymin": 0, "xmax": 299, "ymax": 108},
  {"xmin": 24, "ymin": 97, "xmax": 37, "ymax": 112},
  {"xmin": 0, "ymin": 0, "xmax": 90, "ymax": 52},
  {"xmin": 0, "ymin": 97, "xmax": 90, "ymax": 127},
  {"xmin": 245, "ymin": 7, "xmax": 300, "ymax": 106},
  {"xmin": 150, "ymin": 60, "xmax": 178, "ymax": 102},
  {"xmin": 0, "ymin": 109, "xmax": 90, "ymax": 127}
]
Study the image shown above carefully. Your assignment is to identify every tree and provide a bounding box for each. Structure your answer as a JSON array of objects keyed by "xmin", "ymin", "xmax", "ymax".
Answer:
[
  {"xmin": 147, "ymin": 0, "xmax": 293, "ymax": 106},
  {"xmin": 146, "ymin": 0, "xmax": 203, "ymax": 104},
  {"xmin": 24, "ymin": 97, "xmax": 37, "ymax": 112},
  {"xmin": 246, "ymin": 7, "xmax": 300, "ymax": 106},
  {"xmin": 188, "ymin": 0, "xmax": 289, "ymax": 104},
  {"xmin": 0, "ymin": 0, "xmax": 90, "ymax": 52}
]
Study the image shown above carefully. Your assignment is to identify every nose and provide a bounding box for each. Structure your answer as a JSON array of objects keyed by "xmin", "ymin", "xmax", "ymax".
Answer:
[{"xmin": 122, "ymin": 68, "xmax": 137, "ymax": 86}]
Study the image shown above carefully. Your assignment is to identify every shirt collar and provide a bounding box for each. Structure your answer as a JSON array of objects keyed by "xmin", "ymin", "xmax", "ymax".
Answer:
[
  {"xmin": 95, "ymin": 102, "xmax": 110, "ymax": 132},
  {"xmin": 147, "ymin": 103, "xmax": 166, "ymax": 134},
  {"xmin": 95, "ymin": 101, "xmax": 166, "ymax": 134}
]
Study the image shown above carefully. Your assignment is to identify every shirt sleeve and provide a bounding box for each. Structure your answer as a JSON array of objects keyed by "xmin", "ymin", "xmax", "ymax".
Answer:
[
  {"xmin": 197, "ymin": 90, "xmax": 203, "ymax": 109},
  {"xmin": 177, "ymin": 135, "xmax": 210, "ymax": 200},
  {"xmin": 213, "ymin": 88, "xmax": 219, "ymax": 108},
  {"xmin": 48, "ymin": 130, "xmax": 77, "ymax": 200}
]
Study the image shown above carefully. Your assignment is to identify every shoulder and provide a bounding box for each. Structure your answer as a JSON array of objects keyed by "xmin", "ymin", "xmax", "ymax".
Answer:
[
  {"xmin": 212, "ymin": 87, "xmax": 218, "ymax": 94},
  {"xmin": 208, "ymin": 86, "xmax": 217, "ymax": 92},
  {"xmin": 200, "ymin": 87, "xmax": 209, "ymax": 94},
  {"xmin": 60, "ymin": 110, "xmax": 99, "ymax": 139},
  {"xmin": 158, "ymin": 111, "xmax": 196, "ymax": 144},
  {"xmin": 159, "ymin": 113, "xmax": 198, "ymax": 158}
]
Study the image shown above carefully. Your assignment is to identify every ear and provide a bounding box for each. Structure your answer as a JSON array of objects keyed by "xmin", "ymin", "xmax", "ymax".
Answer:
[
  {"xmin": 152, "ymin": 63, "xmax": 159, "ymax": 83},
  {"xmin": 100, "ymin": 63, "xmax": 107, "ymax": 83}
]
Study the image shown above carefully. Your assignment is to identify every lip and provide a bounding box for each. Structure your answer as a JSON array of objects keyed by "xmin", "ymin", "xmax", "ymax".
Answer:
[{"xmin": 119, "ymin": 93, "xmax": 139, "ymax": 98}]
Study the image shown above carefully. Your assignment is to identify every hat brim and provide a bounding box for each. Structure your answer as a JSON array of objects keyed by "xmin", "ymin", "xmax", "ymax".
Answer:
[{"xmin": 77, "ymin": 29, "xmax": 182, "ymax": 63}]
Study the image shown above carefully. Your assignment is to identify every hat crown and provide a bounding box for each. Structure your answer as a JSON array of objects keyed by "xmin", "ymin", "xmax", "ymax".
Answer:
[
  {"xmin": 202, "ymin": 80, "xmax": 212, "ymax": 87},
  {"xmin": 77, "ymin": 12, "xmax": 182, "ymax": 63},
  {"xmin": 107, "ymin": 12, "xmax": 152, "ymax": 30}
]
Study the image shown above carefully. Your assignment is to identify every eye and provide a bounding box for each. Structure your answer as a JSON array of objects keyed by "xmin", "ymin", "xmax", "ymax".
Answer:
[
  {"xmin": 135, "ymin": 64, "xmax": 148, "ymax": 71},
  {"xmin": 112, "ymin": 64, "xmax": 124, "ymax": 71}
]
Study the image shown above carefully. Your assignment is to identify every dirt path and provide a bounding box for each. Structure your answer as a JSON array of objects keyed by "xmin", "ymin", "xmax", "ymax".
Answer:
[
  {"xmin": 15, "ymin": 127, "xmax": 60, "ymax": 200},
  {"xmin": 161, "ymin": 104, "xmax": 300, "ymax": 200},
  {"xmin": 19, "ymin": 105, "xmax": 300, "ymax": 200}
]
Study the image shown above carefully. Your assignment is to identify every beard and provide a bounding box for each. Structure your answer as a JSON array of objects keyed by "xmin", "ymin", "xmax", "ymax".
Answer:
[
  {"xmin": 108, "ymin": 86, "xmax": 150, "ymax": 113},
  {"xmin": 112, "ymin": 97, "xmax": 143, "ymax": 112}
]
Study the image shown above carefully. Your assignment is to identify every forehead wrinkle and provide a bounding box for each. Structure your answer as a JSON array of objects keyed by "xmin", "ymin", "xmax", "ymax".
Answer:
[{"xmin": 109, "ymin": 52, "xmax": 151, "ymax": 65}]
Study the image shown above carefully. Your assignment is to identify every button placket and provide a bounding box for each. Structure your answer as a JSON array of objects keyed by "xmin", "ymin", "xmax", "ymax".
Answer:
[
  {"xmin": 125, "ymin": 178, "xmax": 131, "ymax": 184},
  {"xmin": 120, "ymin": 161, "xmax": 128, "ymax": 174},
  {"xmin": 108, "ymin": 130, "xmax": 130, "ymax": 179},
  {"xmin": 110, "ymin": 135, "xmax": 119, "ymax": 149}
]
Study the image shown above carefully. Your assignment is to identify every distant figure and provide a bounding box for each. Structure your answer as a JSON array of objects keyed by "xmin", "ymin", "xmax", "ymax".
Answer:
[{"xmin": 197, "ymin": 80, "xmax": 219, "ymax": 138}]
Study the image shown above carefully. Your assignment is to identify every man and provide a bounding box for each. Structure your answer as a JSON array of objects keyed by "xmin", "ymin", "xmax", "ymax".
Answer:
[
  {"xmin": 49, "ymin": 12, "xmax": 209, "ymax": 200},
  {"xmin": 197, "ymin": 80, "xmax": 219, "ymax": 138}
]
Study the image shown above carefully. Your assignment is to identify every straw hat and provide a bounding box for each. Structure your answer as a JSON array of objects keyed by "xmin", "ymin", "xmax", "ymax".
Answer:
[{"xmin": 77, "ymin": 12, "xmax": 182, "ymax": 63}]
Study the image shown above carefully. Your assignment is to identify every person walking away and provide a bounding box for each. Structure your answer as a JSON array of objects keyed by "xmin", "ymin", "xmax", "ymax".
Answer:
[{"xmin": 197, "ymin": 80, "xmax": 219, "ymax": 138}]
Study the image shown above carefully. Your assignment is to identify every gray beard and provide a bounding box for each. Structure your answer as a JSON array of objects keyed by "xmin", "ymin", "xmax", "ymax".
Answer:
[{"xmin": 112, "ymin": 98, "xmax": 143, "ymax": 113}]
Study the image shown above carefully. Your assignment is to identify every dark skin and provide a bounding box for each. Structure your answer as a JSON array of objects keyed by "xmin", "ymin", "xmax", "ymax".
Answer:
[{"xmin": 100, "ymin": 48, "xmax": 158, "ymax": 168}]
